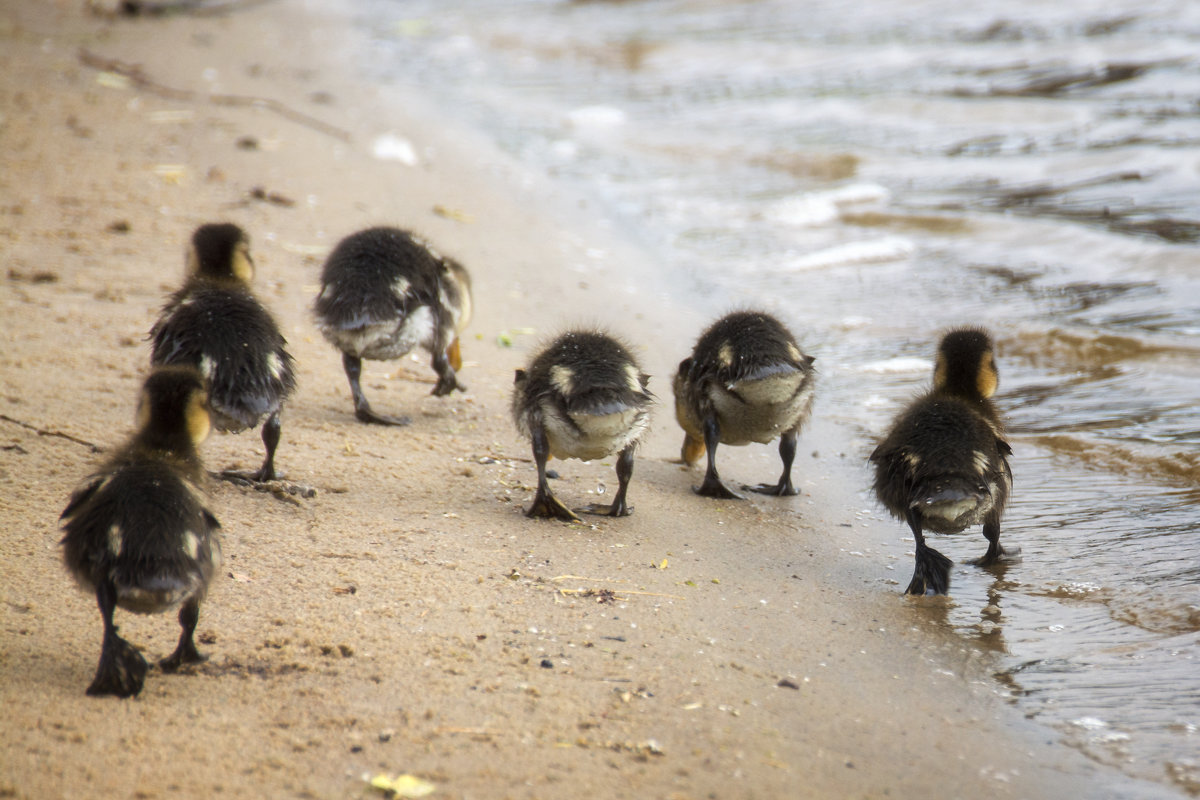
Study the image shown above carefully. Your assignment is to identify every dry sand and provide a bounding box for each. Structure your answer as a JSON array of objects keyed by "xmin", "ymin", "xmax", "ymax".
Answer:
[{"xmin": 0, "ymin": 2, "xmax": 1148, "ymax": 798}]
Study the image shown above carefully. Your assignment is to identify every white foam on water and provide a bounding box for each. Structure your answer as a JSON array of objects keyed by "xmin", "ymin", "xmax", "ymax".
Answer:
[{"xmin": 784, "ymin": 236, "xmax": 915, "ymax": 271}]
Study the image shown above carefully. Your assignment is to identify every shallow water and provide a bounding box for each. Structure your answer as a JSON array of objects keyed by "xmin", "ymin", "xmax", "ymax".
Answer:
[{"xmin": 356, "ymin": 0, "xmax": 1200, "ymax": 793}]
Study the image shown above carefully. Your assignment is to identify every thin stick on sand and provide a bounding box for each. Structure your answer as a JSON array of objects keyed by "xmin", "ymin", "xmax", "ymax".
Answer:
[{"xmin": 78, "ymin": 49, "xmax": 351, "ymax": 142}]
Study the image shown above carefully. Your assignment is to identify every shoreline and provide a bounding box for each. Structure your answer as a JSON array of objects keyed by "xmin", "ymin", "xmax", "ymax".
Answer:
[{"xmin": 0, "ymin": 2, "xmax": 1171, "ymax": 798}]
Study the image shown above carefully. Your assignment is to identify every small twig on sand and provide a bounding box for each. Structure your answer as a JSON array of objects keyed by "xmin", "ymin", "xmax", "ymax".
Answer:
[
  {"xmin": 558, "ymin": 587, "xmax": 686, "ymax": 601},
  {"xmin": 551, "ymin": 575, "xmax": 626, "ymax": 584},
  {"xmin": 78, "ymin": 49, "xmax": 351, "ymax": 143},
  {"xmin": 94, "ymin": 0, "xmax": 278, "ymax": 18},
  {"xmin": 0, "ymin": 414, "xmax": 102, "ymax": 452},
  {"xmin": 434, "ymin": 727, "xmax": 504, "ymax": 737}
]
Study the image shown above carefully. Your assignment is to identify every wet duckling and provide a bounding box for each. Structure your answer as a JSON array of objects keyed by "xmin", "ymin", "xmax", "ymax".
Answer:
[
  {"xmin": 673, "ymin": 311, "xmax": 816, "ymax": 499},
  {"xmin": 313, "ymin": 227, "xmax": 473, "ymax": 425},
  {"xmin": 512, "ymin": 330, "xmax": 653, "ymax": 522},
  {"xmin": 61, "ymin": 366, "xmax": 222, "ymax": 697},
  {"xmin": 150, "ymin": 223, "xmax": 296, "ymax": 482},
  {"xmin": 870, "ymin": 328, "xmax": 1017, "ymax": 596}
]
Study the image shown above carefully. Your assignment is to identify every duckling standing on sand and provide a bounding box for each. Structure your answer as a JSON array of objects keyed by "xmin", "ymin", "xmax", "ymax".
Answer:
[
  {"xmin": 870, "ymin": 328, "xmax": 1017, "ymax": 596},
  {"xmin": 313, "ymin": 227, "xmax": 473, "ymax": 425},
  {"xmin": 61, "ymin": 366, "xmax": 222, "ymax": 698},
  {"xmin": 150, "ymin": 223, "xmax": 296, "ymax": 482},
  {"xmin": 512, "ymin": 330, "xmax": 653, "ymax": 522},
  {"xmin": 673, "ymin": 311, "xmax": 816, "ymax": 499}
]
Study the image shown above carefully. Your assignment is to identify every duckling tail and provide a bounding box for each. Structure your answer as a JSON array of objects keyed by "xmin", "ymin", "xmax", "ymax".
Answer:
[{"xmin": 912, "ymin": 478, "xmax": 988, "ymax": 529}]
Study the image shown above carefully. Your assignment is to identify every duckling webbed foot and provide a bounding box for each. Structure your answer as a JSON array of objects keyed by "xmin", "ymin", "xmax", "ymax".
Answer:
[
  {"xmin": 431, "ymin": 352, "xmax": 466, "ymax": 397},
  {"xmin": 695, "ymin": 473, "xmax": 744, "ymax": 500},
  {"xmin": 355, "ymin": 406, "xmax": 413, "ymax": 426},
  {"xmin": 907, "ymin": 545, "xmax": 953, "ymax": 596},
  {"xmin": 746, "ymin": 431, "xmax": 800, "ymax": 496},
  {"xmin": 579, "ymin": 502, "xmax": 632, "ymax": 517},
  {"xmin": 969, "ymin": 543, "xmax": 1021, "ymax": 567},
  {"xmin": 88, "ymin": 583, "xmax": 149, "ymax": 698},
  {"xmin": 89, "ymin": 630, "xmax": 149, "ymax": 698},
  {"xmin": 971, "ymin": 519, "xmax": 1021, "ymax": 567},
  {"xmin": 431, "ymin": 373, "xmax": 466, "ymax": 397},
  {"xmin": 526, "ymin": 488, "xmax": 582, "ymax": 523},
  {"xmin": 579, "ymin": 447, "xmax": 635, "ymax": 517},
  {"xmin": 160, "ymin": 599, "xmax": 206, "ymax": 672},
  {"xmin": 906, "ymin": 511, "xmax": 953, "ymax": 595},
  {"xmin": 694, "ymin": 419, "xmax": 743, "ymax": 499},
  {"xmin": 215, "ymin": 468, "xmax": 284, "ymax": 486},
  {"xmin": 745, "ymin": 478, "xmax": 798, "ymax": 497},
  {"xmin": 343, "ymin": 352, "xmax": 412, "ymax": 425}
]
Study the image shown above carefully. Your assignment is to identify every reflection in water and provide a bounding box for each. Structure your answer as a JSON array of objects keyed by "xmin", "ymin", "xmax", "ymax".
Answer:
[{"xmin": 362, "ymin": 0, "xmax": 1200, "ymax": 793}]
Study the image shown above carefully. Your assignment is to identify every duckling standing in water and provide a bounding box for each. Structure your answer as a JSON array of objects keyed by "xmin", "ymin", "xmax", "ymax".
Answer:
[
  {"xmin": 313, "ymin": 227, "xmax": 473, "ymax": 425},
  {"xmin": 150, "ymin": 223, "xmax": 296, "ymax": 482},
  {"xmin": 512, "ymin": 330, "xmax": 653, "ymax": 522},
  {"xmin": 61, "ymin": 366, "xmax": 222, "ymax": 697},
  {"xmin": 673, "ymin": 311, "xmax": 816, "ymax": 499},
  {"xmin": 870, "ymin": 328, "xmax": 1017, "ymax": 596}
]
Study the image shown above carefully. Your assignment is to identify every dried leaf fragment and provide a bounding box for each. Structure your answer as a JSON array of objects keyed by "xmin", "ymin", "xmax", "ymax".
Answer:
[{"xmin": 368, "ymin": 773, "xmax": 436, "ymax": 798}]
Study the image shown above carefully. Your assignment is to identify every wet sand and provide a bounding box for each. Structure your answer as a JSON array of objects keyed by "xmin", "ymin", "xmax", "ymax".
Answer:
[{"xmin": 0, "ymin": 2, "xmax": 1157, "ymax": 798}]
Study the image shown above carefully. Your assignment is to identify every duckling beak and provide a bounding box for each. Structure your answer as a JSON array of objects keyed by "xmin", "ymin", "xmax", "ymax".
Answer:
[{"xmin": 448, "ymin": 337, "xmax": 462, "ymax": 372}]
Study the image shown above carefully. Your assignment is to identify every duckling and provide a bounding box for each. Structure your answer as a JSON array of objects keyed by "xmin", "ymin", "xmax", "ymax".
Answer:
[
  {"xmin": 61, "ymin": 366, "xmax": 222, "ymax": 697},
  {"xmin": 512, "ymin": 330, "xmax": 653, "ymax": 522},
  {"xmin": 673, "ymin": 311, "xmax": 816, "ymax": 499},
  {"xmin": 869, "ymin": 327, "xmax": 1017, "ymax": 596},
  {"xmin": 313, "ymin": 227, "xmax": 473, "ymax": 426},
  {"xmin": 150, "ymin": 223, "xmax": 296, "ymax": 482}
]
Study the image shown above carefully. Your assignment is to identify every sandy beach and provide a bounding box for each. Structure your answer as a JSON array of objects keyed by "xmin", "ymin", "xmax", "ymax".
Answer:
[{"xmin": 0, "ymin": 2, "xmax": 1161, "ymax": 798}]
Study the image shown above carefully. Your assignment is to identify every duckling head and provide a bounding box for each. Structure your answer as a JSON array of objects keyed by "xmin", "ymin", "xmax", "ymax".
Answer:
[
  {"xmin": 932, "ymin": 327, "xmax": 998, "ymax": 400},
  {"xmin": 135, "ymin": 366, "xmax": 212, "ymax": 450},
  {"xmin": 186, "ymin": 223, "xmax": 254, "ymax": 285}
]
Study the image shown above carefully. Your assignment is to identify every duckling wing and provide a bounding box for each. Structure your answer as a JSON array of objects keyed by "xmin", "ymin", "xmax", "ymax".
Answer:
[{"xmin": 60, "ymin": 474, "xmax": 107, "ymax": 524}]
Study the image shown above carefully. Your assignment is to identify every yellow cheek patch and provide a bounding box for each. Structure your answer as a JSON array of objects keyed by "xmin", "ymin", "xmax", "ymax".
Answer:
[
  {"xmin": 231, "ymin": 246, "xmax": 255, "ymax": 283},
  {"xmin": 186, "ymin": 392, "xmax": 212, "ymax": 444},
  {"xmin": 977, "ymin": 362, "xmax": 998, "ymax": 398},
  {"xmin": 447, "ymin": 337, "xmax": 462, "ymax": 371}
]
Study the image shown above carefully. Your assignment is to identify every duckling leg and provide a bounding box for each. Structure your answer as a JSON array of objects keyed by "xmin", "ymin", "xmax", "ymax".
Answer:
[
  {"xmin": 694, "ymin": 416, "xmax": 742, "ymax": 499},
  {"xmin": 160, "ymin": 597, "xmax": 206, "ymax": 672},
  {"xmin": 343, "ymin": 352, "xmax": 411, "ymax": 426},
  {"xmin": 580, "ymin": 444, "xmax": 635, "ymax": 517},
  {"xmin": 431, "ymin": 348, "xmax": 466, "ymax": 397},
  {"xmin": 252, "ymin": 411, "xmax": 282, "ymax": 482},
  {"xmin": 905, "ymin": 509, "xmax": 953, "ymax": 596},
  {"xmin": 970, "ymin": 513, "xmax": 1021, "ymax": 567},
  {"xmin": 86, "ymin": 580, "xmax": 148, "ymax": 698},
  {"xmin": 746, "ymin": 430, "xmax": 800, "ymax": 496},
  {"xmin": 525, "ymin": 422, "xmax": 581, "ymax": 522}
]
